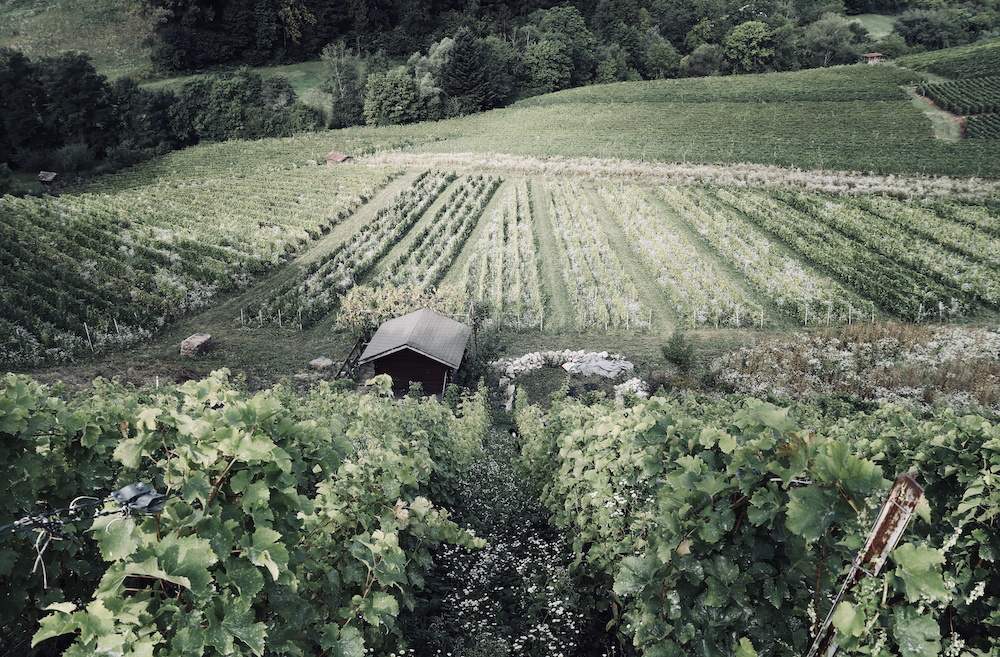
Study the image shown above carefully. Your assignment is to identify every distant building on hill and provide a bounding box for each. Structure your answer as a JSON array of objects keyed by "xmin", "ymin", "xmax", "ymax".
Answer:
[
  {"xmin": 862, "ymin": 53, "xmax": 883, "ymax": 65},
  {"xmin": 326, "ymin": 152, "xmax": 353, "ymax": 165},
  {"xmin": 358, "ymin": 308, "xmax": 471, "ymax": 395}
]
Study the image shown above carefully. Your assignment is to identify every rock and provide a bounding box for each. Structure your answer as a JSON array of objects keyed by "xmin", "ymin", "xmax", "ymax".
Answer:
[
  {"xmin": 180, "ymin": 333, "xmax": 211, "ymax": 357},
  {"xmin": 310, "ymin": 356, "xmax": 335, "ymax": 371}
]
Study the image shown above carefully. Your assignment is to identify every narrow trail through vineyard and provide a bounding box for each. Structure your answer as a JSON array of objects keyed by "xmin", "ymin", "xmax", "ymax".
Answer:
[
  {"xmin": 412, "ymin": 429, "xmax": 602, "ymax": 656},
  {"xmin": 196, "ymin": 167, "xmax": 427, "ymax": 325},
  {"xmin": 528, "ymin": 180, "xmax": 576, "ymax": 332},
  {"xmin": 582, "ymin": 184, "xmax": 677, "ymax": 331}
]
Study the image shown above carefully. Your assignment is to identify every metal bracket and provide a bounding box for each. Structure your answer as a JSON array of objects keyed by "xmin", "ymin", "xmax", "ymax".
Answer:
[{"xmin": 111, "ymin": 482, "xmax": 167, "ymax": 514}]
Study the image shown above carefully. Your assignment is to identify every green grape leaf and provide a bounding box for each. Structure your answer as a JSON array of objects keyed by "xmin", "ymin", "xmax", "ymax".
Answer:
[
  {"xmin": 360, "ymin": 591, "xmax": 399, "ymax": 627},
  {"xmin": 734, "ymin": 637, "xmax": 758, "ymax": 657},
  {"xmin": 223, "ymin": 595, "xmax": 267, "ymax": 656},
  {"xmin": 893, "ymin": 606, "xmax": 941, "ymax": 657},
  {"xmin": 334, "ymin": 625, "xmax": 365, "ymax": 657},
  {"xmin": 32, "ymin": 609, "xmax": 79, "ymax": 647},
  {"xmin": 614, "ymin": 555, "xmax": 655, "ymax": 596},
  {"xmin": 243, "ymin": 527, "xmax": 288, "ymax": 582},
  {"xmin": 892, "ymin": 543, "xmax": 949, "ymax": 603},
  {"xmin": 694, "ymin": 474, "xmax": 728, "ymax": 500},
  {"xmin": 114, "ymin": 438, "xmax": 147, "ymax": 469},
  {"xmin": 785, "ymin": 486, "xmax": 842, "ymax": 542},
  {"xmin": 92, "ymin": 514, "xmax": 140, "ymax": 562},
  {"xmin": 832, "ymin": 601, "xmax": 865, "ymax": 637},
  {"xmin": 749, "ymin": 404, "xmax": 800, "ymax": 435}
]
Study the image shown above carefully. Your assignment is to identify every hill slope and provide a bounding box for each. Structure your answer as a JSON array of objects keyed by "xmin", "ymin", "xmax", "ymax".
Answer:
[{"xmin": 0, "ymin": 0, "xmax": 153, "ymax": 79}]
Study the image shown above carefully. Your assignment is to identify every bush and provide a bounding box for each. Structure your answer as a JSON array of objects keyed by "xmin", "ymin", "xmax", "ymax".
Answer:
[
  {"xmin": 13, "ymin": 148, "xmax": 51, "ymax": 172},
  {"xmin": 106, "ymin": 144, "xmax": 152, "ymax": 171},
  {"xmin": 0, "ymin": 162, "xmax": 11, "ymax": 194},
  {"xmin": 662, "ymin": 330, "xmax": 697, "ymax": 373},
  {"xmin": 53, "ymin": 142, "xmax": 94, "ymax": 175}
]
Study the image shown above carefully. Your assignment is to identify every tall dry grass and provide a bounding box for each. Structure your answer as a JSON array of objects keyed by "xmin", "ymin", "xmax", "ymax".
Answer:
[{"xmin": 714, "ymin": 320, "xmax": 1000, "ymax": 411}]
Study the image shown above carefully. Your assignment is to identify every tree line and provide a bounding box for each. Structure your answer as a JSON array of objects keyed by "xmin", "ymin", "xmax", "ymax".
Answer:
[
  {"xmin": 149, "ymin": 0, "xmax": 998, "ymax": 128},
  {"xmin": 0, "ymin": 49, "xmax": 322, "ymax": 191},
  {"xmin": 2, "ymin": 0, "xmax": 997, "ymax": 189},
  {"xmin": 141, "ymin": 0, "xmax": 999, "ymax": 75}
]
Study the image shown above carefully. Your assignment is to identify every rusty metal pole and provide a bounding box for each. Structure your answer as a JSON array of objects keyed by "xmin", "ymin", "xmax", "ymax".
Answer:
[{"xmin": 805, "ymin": 473, "xmax": 925, "ymax": 657}]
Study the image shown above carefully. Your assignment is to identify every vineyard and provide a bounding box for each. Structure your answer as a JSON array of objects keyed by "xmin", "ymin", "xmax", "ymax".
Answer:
[
  {"xmin": 5, "ymin": 35, "xmax": 1000, "ymax": 657},
  {"xmin": 917, "ymin": 75, "xmax": 1000, "ymax": 117},
  {"xmin": 896, "ymin": 38, "xmax": 1000, "ymax": 82},
  {"xmin": 1, "ymin": 159, "xmax": 398, "ymax": 365},
  {"xmin": 967, "ymin": 113, "xmax": 1000, "ymax": 139},
  {"xmin": 5, "ymin": 153, "xmax": 1000, "ymax": 367},
  {"xmin": 4, "ymin": 365, "xmax": 999, "ymax": 656}
]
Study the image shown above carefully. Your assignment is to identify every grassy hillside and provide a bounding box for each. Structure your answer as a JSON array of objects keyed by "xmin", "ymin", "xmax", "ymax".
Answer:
[
  {"xmin": 322, "ymin": 65, "xmax": 998, "ymax": 177},
  {"xmin": 0, "ymin": 0, "xmax": 153, "ymax": 79},
  {"xmin": 896, "ymin": 38, "xmax": 1000, "ymax": 80}
]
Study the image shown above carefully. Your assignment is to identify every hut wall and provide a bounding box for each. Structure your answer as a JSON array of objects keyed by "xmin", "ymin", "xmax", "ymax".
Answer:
[{"xmin": 372, "ymin": 349, "xmax": 451, "ymax": 394}]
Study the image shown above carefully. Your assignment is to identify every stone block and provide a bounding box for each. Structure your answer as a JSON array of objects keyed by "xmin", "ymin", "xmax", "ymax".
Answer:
[
  {"xmin": 180, "ymin": 333, "xmax": 212, "ymax": 357},
  {"xmin": 310, "ymin": 356, "xmax": 335, "ymax": 371}
]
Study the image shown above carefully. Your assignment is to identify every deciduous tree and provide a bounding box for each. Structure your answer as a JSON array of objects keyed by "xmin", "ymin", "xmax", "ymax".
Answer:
[
  {"xmin": 364, "ymin": 69, "xmax": 423, "ymax": 126},
  {"xmin": 724, "ymin": 20, "xmax": 775, "ymax": 74}
]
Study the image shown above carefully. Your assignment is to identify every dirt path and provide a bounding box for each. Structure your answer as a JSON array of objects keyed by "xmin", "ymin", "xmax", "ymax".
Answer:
[{"xmin": 905, "ymin": 86, "xmax": 964, "ymax": 142}]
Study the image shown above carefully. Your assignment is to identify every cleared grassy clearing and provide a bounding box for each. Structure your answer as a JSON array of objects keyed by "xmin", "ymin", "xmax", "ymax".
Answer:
[
  {"xmin": 528, "ymin": 179, "xmax": 576, "ymax": 333},
  {"xmin": 385, "ymin": 99, "xmax": 996, "ymax": 177},
  {"xmin": 0, "ymin": 0, "xmax": 152, "ymax": 79},
  {"xmin": 851, "ymin": 14, "xmax": 895, "ymax": 38}
]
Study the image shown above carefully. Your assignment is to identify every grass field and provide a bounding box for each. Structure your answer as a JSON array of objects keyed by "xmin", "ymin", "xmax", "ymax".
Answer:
[
  {"xmin": 851, "ymin": 13, "xmax": 895, "ymax": 38},
  {"xmin": 0, "ymin": 0, "xmax": 153, "ymax": 79},
  {"xmin": 308, "ymin": 65, "xmax": 999, "ymax": 177}
]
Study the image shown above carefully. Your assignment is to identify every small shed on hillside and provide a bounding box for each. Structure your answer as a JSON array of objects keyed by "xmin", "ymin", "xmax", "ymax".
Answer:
[
  {"xmin": 358, "ymin": 308, "xmax": 471, "ymax": 394},
  {"xmin": 326, "ymin": 152, "xmax": 353, "ymax": 165},
  {"xmin": 37, "ymin": 171, "xmax": 58, "ymax": 188},
  {"xmin": 862, "ymin": 53, "xmax": 883, "ymax": 65}
]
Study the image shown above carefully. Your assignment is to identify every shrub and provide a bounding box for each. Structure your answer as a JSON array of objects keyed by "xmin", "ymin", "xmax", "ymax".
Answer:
[
  {"xmin": 662, "ymin": 330, "xmax": 697, "ymax": 373},
  {"xmin": 0, "ymin": 162, "xmax": 11, "ymax": 194},
  {"xmin": 53, "ymin": 142, "xmax": 94, "ymax": 175}
]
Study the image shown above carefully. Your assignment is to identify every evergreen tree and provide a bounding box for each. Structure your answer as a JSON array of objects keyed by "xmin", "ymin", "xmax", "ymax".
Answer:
[{"xmin": 442, "ymin": 27, "xmax": 490, "ymax": 115}]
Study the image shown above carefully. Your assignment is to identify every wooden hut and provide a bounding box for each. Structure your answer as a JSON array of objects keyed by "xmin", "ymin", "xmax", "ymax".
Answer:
[
  {"xmin": 862, "ymin": 53, "xmax": 883, "ymax": 65},
  {"xmin": 325, "ymin": 152, "xmax": 353, "ymax": 165},
  {"xmin": 36, "ymin": 171, "xmax": 58, "ymax": 188},
  {"xmin": 358, "ymin": 308, "xmax": 471, "ymax": 394}
]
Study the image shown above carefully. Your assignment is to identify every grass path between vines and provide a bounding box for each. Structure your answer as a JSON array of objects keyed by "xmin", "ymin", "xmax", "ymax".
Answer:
[
  {"xmin": 529, "ymin": 179, "xmax": 576, "ymax": 332},
  {"xmin": 408, "ymin": 428, "xmax": 609, "ymax": 656},
  {"xmin": 581, "ymin": 183, "xmax": 678, "ymax": 332},
  {"xmin": 436, "ymin": 179, "xmax": 513, "ymax": 292}
]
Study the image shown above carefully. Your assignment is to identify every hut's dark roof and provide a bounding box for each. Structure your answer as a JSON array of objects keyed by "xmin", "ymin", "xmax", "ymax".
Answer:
[{"xmin": 359, "ymin": 309, "xmax": 471, "ymax": 369}]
